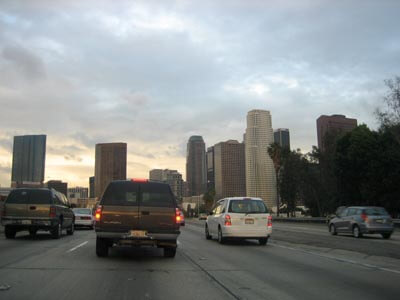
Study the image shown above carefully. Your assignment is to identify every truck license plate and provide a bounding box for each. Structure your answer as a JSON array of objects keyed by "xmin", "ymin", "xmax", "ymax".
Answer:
[
  {"xmin": 21, "ymin": 220, "xmax": 31, "ymax": 225},
  {"xmin": 130, "ymin": 230, "xmax": 147, "ymax": 237}
]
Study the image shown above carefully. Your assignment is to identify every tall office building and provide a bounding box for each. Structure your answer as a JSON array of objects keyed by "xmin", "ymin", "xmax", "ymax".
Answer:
[
  {"xmin": 89, "ymin": 176, "xmax": 95, "ymax": 198},
  {"xmin": 94, "ymin": 143, "xmax": 127, "ymax": 198},
  {"xmin": 46, "ymin": 180, "xmax": 68, "ymax": 196},
  {"xmin": 11, "ymin": 135, "xmax": 46, "ymax": 185},
  {"xmin": 206, "ymin": 146, "xmax": 215, "ymax": 191},
  {"xmin": 214, "ymin": 140, "xmax": 246, "ymax": 200},
  {"xmin": 68, "ymin": 186, "xmax": 89, "ymax": 204},
  {"xmin": 186, "ymin": 136, "xmax": 207, "ymax": 196},
  {"xmin": 149, "ymin": 169, "xmax": 184, "ymax": 201},
  {"xmin": 317, "ymin": 115, "xmax": 357, "ymax": 151},
  {"xmin": 245, "ymin": 110, "xmax": 277, "ymax": 209},
  {"xmin": 274, "ymin": 128, "xmax": 290, "ymax": 149}
]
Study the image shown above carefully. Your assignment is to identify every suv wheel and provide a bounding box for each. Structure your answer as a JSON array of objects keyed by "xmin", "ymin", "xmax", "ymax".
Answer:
[
  {"xmin": 259, "ymin": 238, "xmax": 268, "ymax": 245},
  {"xmin": 5, "ymin": 226, "xmax": 16, "ymax": 239},
  {"xmin": 329, "ymin": 224, "xmax": 337, "ymax": 236},
  {"xmin": 381, "ymin": 233, "xmax": 392, "ymax": 239},
  {"xmin": 29, "ymin": 228, "xmax": 37, "ymax": 237},
  {"xmin": 164, "ymin": 247, "xmax": 176, "ymax": 258},
  {"xmin": 96, "ymin": 237, "xmax": 109, "ymax": 257},
  {"xmin": 218, "ymin": 227, "xmax": 225, "ymax": 244},
  {"xmin": 67, "ymin": 222, "xmax": 74, "ymax": 235},
  {"xmin": 51, "ymin": 222, "xmax": 62, "ymax": 239},
  {"xmin": 352, "ymin": 225, "xmax": 362, "ymax": 238},
  {"xmin": 205, "ymin": 225, "xmax": 211, "ymax": 240}
]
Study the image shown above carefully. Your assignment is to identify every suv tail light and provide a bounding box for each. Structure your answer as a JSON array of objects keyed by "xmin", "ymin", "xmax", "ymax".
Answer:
[
  {"xmin": 175, "ymin": 208, "xmax": 182, "ymax": 224},
  {"xmin": 267, "ymin": 215, "xmax": 272, "ymax": 228},
  {"xmin": 49, "ymin": 206, "xmax": 56, "ymax": 218},
  {"xmin": 95, "ymin": 205, "xmax": 103, "ymax": 222},
  {"xmin": 224, "ymin": 214, "xmax": 232, "ymax": 226},
  {"xmin": 361, "ymin": 212, "xmax": 368, "ymax": 222}
]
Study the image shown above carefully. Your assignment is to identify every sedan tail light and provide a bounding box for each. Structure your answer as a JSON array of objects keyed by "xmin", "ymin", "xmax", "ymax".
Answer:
[
  {"xmin": 95, "ymin": 205, "xmax": 103, "ymax": 221},
  {"xmin": 267, "ymin": 215, "xmax": 272, "ymax": 228},
  {"xmin": 224, "ymin": 214, "xmax": 232, "ymax": 226}
]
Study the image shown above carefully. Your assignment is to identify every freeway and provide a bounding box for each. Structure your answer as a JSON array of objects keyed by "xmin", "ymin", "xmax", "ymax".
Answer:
[{"xmin": 0, "ymin": 223, "xmax": 399, "ymax": 300}]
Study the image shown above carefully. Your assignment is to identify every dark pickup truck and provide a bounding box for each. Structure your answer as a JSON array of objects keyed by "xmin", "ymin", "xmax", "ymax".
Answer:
[
  {"xmin": 1, "ymin": 188, "xmax": 74, "ymax": 239},
  {"xmin": 95, "ymin": 179, "xmax": 181, "ymax": 258}
]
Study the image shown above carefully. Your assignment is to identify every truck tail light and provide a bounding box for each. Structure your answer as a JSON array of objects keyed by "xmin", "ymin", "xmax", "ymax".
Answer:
[
  {"xmin": 95, "ymin": 205, "xmax": 103, "ymax": 221},
  {"xmin": 267, "ymin": 215, "xmax": 272, "ymax": 228},
  {"xmin": 175, "ymin": 208, "xmax": 182, "ymax": 224},
  {"xmin": 224, "ymin": 214, "xmax": 232, "ymax": 226},
  {"xmin": 49, "ymin": 206, "xmax": 56, "ymax": 218}
]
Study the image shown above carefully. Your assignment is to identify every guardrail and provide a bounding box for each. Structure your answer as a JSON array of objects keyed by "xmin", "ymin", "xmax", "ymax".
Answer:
[{"xmin": 273, "ymin": 216, "xmax": 400, "ymax": 228}]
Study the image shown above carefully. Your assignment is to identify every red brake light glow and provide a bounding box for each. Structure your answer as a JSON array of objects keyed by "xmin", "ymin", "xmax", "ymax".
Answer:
[
  {"xmin": 361, "ymin": 212, "xmax": 368, "ymax": 222},
  {"xmin": 267, "ymin": 215, "xmax": 272, "ymax": 227},
  {"xmin": 131, "ymin": 178, "xmax": 148, "ymax": 183},
  {"xmin": 224, "ymin": 214, "xmax": 232, "ymax": 226},
  {"xmin": 175, "ymin": 208, "xmax": 182, "ymax": 224},
  {"xmin": 95, "ymin": 205, "xmax": 103, "ymax": 221}
]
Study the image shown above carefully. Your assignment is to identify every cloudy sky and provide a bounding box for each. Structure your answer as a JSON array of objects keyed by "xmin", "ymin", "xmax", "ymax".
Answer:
[{"xmin": 0, "ymin": 0, "xmax": 399, "ymax": 188}]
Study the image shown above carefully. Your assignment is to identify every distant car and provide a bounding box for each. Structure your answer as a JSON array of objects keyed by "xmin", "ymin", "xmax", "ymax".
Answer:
[
  {"xmin": 205, "ymin": 197, "xmax": 272, "ymax": 245},
  {"xmin": 73, "ymin": 208, "xmax": 94, "ymax": 229},
  {"xmin": 1, "ymin": 188, "xmax": 74, "ymax": 239},
  {"xmin": 328, "ymin": 206, "xmax": 394, "ymax": 239},
  {"xmin": 198, "ymin": 213, "xmax": 207, "ymax": 220}
]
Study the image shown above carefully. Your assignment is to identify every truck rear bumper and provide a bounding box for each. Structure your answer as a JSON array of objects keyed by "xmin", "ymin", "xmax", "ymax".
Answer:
[
  {"xmin": 96, "ymin": 230, "xmax": 180, "ymax": 247},
  {"xmin": 2, "ymin": 218, "xmax": 53, "ymax": 227}
]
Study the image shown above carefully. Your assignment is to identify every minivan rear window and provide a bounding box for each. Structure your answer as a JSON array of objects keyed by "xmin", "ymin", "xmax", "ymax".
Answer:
[
  {"xmin": 228, "ymin": 200, "xmax": 267, "ymax": 214},
  {"xmin": 363, "ymin": 207, "xmax": 389, "ymax": 216},
  {"xmin": 101, "ymin": 182, "xmax": 138, "ymax": 206},
  {"xmin": 140, "ymin": 182, "xmax": 175, "ymax": 208},
  {"xmin": 6, "ymin": 189, "xmax": 52, "ymax": 204}
]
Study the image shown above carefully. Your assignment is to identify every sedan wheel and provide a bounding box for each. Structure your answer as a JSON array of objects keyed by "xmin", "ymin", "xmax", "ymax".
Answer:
[{"xmin": 218, "ymin": 227, "xmax": 225, "ymax": 244}]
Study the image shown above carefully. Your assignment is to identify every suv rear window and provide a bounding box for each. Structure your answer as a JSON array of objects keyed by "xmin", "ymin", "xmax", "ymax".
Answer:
[
  {"xmin": 101, "ymin": 182, "xmax": 138, "ymax": 206},
  {"xmin": 6, "ymin": 189, "xmax": 52, "ymax": 204},
  {"xmin": 363, "ymin": 207, "xmax": 389, "ymax": 216},
  {"xmin": 228, "ymin": 200, "xmax": 267, "ymax": 214},
  {"xmin": 141, "ymin": 182, "xmax": 175, "ymax": 208}
]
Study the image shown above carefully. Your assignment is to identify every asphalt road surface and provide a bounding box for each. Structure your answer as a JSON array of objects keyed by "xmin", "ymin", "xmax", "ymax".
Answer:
[{"xmin": 0, "ymin": 222, "xmax": 399, "ymax": 300}]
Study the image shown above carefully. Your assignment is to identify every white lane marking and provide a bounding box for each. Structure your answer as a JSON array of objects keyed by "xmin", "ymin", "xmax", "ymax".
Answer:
[
  {"xmin": 271, "ymin": 243, "xmax": 400, "ymax": 275},
  {"xmin": 66, "ymin": 241, "xmax": 88, "ymax": 253}
]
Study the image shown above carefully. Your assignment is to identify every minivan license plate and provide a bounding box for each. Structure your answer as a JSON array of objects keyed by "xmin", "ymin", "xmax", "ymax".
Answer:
[
  {"xmin": 245, "ymin": 219, "xmax": 254, "ymax": 224},
  {"xmin": 130, "ymin": 230, "xmax": 147, "ymax": 237}
]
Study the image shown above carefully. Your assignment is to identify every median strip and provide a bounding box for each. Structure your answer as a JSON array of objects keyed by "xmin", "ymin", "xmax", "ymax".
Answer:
[{"xmin": 66, "ymin": 241, "xmax": 88, "ymax": 253}]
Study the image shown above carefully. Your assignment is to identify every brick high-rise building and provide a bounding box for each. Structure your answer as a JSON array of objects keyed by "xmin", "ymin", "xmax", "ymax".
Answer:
[
  {"xmin": 186, "ymin": 136, "xmax": 207, "ymax": 196},
  {"xmin": 46, "ymin": 180, "xmax": 68, "ymax": 197},
  {"xmin": 11, "ymin": 135, "xmax": 46, "ymax": 186},
  {"xmin": 245, "ymin": 110, "xmax": 277, "ymax": 209},
  {"xmin": 206, "ymin": 146, "xmax": 215, "ymax": 191},
  {"xmin": 94, "ymin": 143, "xmax": 127, "ymax": 198},
  {"xmin": 214, "ymin": 140, "xmax": 246, "ymax": 201},
  {"xmin": 317, "ymin": 115, "xmax": 357, "ymax": 151}
]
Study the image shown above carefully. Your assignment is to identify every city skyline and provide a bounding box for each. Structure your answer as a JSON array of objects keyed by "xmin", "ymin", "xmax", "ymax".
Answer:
[{"xmin": 1, "ymin": 1, "xmax": 398, "ymax": 188}]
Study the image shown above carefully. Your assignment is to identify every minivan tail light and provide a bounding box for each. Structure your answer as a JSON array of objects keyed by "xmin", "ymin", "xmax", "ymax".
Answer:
[
  {"xmin": 95, "ymin": 205, "xmax": 103, "ymax": 221},
  {"xmin": 224, "ymin": 214, "xmax": 232, "ymax": 226},
  {"xmin": 361, "ymin": 212, "xmax": 368, "ymax": 222},
  {"xmin": 267, "ymin": 215, "xmax": 272, "ymax": 228},
  {"xmin": 49, "ymin": 206, "xmax": 56, "ymax": 218}
]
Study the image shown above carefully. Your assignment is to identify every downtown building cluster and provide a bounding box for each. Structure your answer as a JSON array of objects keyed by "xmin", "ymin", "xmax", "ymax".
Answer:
[{"xmin": 1, "ymin": 112, "xmax": 357, "ymax": 211}]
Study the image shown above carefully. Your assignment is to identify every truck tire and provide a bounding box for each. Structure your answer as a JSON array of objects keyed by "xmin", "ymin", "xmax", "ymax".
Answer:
[
  {"xmin": 164, "ymin": 247, "xmax": 176, "ymax": 258},
  {"xmin": 67, "ymin": 222, "xmax": 74, "ymax": 235},
  {"xmin": 5, "ymin": 226, "xmax": 16, "ymax": 239},
  {"xmin": 51, "ymin": 222, "xmax": 62, "ymax": 239},
  {"xmin": 96, "ymin": 237, "xmax": 109, "ymax": 257}
]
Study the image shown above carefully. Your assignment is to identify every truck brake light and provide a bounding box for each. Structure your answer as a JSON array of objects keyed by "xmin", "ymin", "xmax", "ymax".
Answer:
[
  {"xmin": 95, "ymin": 205, "xmax": 103, "ymax": 221},
  {"xmin": 267, "ymin": 215, "xmax": 272, "ymax": 227},
  {"xmin": 49, "ymin": 206, "xmax": 56, "ymax": 218}
]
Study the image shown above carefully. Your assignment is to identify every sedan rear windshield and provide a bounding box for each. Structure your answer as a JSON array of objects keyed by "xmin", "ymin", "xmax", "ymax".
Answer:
[
  {"xmin": 363, "ymin": 207, "xmax": 389, "ymax": 216},
  {"xmin": 73, "ymin": 208, "xmax": 92, "ymax": 215},
  {"xmin": 228, "ymin": 200, "xmax": 267, "ymax": 214},
  {"xmin": 6, "ymin": 189, "xmax": 52, "ymax": 204}
]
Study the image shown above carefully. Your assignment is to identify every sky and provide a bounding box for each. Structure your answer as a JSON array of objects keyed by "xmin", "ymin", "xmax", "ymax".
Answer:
[{"xmin": 0, "ymin": 0, "xmax": 399, "ymax": 188}]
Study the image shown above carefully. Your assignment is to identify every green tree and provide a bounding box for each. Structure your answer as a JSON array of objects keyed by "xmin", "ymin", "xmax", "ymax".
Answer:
[{"xmin": 203, "ymin": 188, "xmax": 215, "ymax": 212}]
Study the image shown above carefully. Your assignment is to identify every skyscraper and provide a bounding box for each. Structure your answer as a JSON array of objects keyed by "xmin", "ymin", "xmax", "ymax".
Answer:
[
  {"xmin": 317, "ymin": 114, "xmax": 357, "ymax": 151},
  {"xmin": 46, "ymin": 180, "xmax": 68, "ymax": 196},
  {"xmin": 94, "ymin": 143, "xmax": 127, "ymax": 198},
  {"xmin": 149, "ymin": 169, "xmax": 184, "ymax": 201},
  {"xmin": 186, "ymin": 136, "xmax": 207, "ymax": 196},
  {"xmin": 245, "ymin": 110, "xmax": 277, "ymax": 209},
  {"xmin": 214, "ymin": 140, "xmax": 246, "ymax": 200},
  {"xmin": 89, "ymin": 176, "xmax": 95, "ymax": 198},
  {"xmin": 274, "ymin": 128, "xmax": 290, "ymax": 149},
  {"xmin": 11, "ymin": 135, "xmax": 46, "ymax": 185},
  {"xmin": 206, "ymin": 146, "xmax": 215, "ymax": 191}
]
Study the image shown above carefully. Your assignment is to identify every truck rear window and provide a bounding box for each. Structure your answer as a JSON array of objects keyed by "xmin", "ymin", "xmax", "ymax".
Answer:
[
  {"xmin": 6, "ymin": 189, "xmax": 52, "ymax": 204},
  {"xmin": 101, "ymin": 182, "xmax": 138, "ymax": 206},
  {"xmin": 141, "ymin": 182, "xmax": 175, "ymax": 208},
  {"xmin": 228, "ymin": 200, "xmax": 267, "ymax": 214}
]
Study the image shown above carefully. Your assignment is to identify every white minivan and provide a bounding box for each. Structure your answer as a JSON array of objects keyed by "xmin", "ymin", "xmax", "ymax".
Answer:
[{"xmin": 205, "ymin": 197, "xmax": 272, "ymax": 245}]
